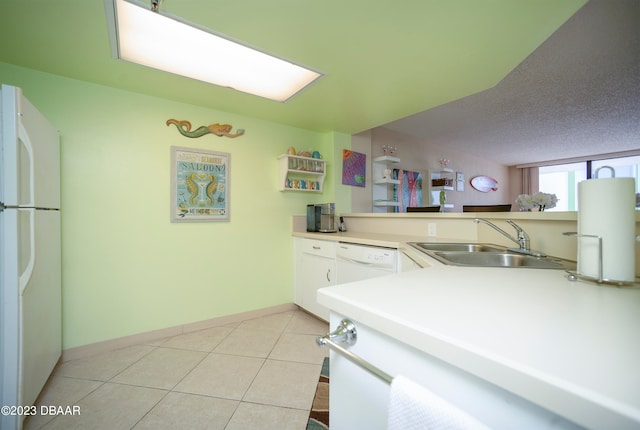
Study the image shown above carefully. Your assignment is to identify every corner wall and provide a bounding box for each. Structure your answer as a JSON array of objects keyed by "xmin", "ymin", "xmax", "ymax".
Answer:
[{"xmin": 1, "ymin": 62, "xmax": 347, "ymax": 349}]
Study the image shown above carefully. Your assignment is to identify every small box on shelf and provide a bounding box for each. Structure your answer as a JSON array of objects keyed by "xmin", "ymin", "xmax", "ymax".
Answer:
[
  {"xmin": 431, "ymin": 178, "xmax": 454, "ymax": 187},
  {"xmin": 430, "ymin": 168, "xmax": 455, "ymax": 191}
]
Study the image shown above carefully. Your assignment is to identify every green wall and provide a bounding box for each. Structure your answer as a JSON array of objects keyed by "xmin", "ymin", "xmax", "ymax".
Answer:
[{"xmin": 1, "ymin": 62, "xmax": 350, "ymax": 349}]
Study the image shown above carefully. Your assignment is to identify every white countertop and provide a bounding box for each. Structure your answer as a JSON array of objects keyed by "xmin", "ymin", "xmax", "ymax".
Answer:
[
  {"xmin": 317, "ymin": 252, "xmax": 640, "ymax": 428},
  {"xmin": 292, "ymin": 231, "xmax": 450, "ymax": 266},
  {"xmin": 293, "ymin": 230, "xmax": 423, "ymax": 248}
]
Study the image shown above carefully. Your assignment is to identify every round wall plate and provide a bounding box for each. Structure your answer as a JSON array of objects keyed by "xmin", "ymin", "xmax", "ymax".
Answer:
[{"xmin": 470, "ymin": 175, "xmax": 498, "ymax": 192}]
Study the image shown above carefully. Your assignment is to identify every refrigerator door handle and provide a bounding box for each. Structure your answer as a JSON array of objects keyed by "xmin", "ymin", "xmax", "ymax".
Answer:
[
  {"xmin": 18, "ymin": 120, "xmax": 35, "ymax": 207},
  {"xmin": 19, "ymin": 209, "xmax": 36, "ymax": 295}
]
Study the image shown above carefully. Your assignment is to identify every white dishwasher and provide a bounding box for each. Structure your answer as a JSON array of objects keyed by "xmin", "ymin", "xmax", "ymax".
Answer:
[{"xmin": 336, "ymin": 243, "xmax": 397, "ymax": 284}]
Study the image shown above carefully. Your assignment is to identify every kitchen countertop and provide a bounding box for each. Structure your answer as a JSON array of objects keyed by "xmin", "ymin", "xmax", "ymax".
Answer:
[
  {"xmin": 293, "ymin": 230, "xmax": 422, "ymax": 248},
  {"xmin": 306, "ymin": 232, "xmax": 640, "ymax": 428},
  {"xmin": 292, "ymin": 231, "xmax": 447, "ymax": 267}
]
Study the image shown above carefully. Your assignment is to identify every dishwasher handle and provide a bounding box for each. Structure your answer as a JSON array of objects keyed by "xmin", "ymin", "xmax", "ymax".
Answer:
[{"xmin": 337, "ymin": 256, "xmax": 375, "ymax": 266}]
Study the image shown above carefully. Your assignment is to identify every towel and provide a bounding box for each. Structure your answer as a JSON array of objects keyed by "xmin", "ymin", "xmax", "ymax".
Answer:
[{"xmin": 387, "ymin": 375, "xmax": 491, "ymax": 430}]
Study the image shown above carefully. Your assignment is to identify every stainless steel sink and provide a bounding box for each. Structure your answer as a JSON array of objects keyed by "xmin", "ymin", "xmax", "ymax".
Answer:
[
  {"xmin": 409, "ymin": 242, "xmax": 506, "ymax": 253},
  {"xmin": 408, "ymin": 242, "xmax": 576, "ymax": 270},
  {"xmin": 431, "ymin": 251, "xmax": 575, "ymax": 270}
]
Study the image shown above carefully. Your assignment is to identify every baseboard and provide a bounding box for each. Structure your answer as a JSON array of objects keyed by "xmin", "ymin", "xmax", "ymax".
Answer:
[{"xmin": 61, "ymin": 303, "xmax": 299, "ymax": 362}]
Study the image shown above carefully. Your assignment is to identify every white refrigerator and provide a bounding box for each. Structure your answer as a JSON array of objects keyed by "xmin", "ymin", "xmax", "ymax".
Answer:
[{"xmin": 0, "ymin": 84, "xmax": 61, "ymax": 430}]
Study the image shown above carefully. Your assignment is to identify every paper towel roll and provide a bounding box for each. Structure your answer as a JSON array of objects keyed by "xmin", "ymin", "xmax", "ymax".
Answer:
[{"xmin": 577, "ymin": 178, "xmax": 636, "ymax": 282}]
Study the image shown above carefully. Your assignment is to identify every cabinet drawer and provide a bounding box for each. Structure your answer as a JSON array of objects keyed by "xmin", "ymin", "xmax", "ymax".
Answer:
[{"xmin": 298, "ymin": 238, "xmax": 336, "ymax": 258}]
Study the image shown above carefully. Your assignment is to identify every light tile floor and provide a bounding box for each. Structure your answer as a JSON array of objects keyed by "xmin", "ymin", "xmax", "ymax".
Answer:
[{"xmin": 24, "ymin": 309, "xmax": 329, "ymax": 430}]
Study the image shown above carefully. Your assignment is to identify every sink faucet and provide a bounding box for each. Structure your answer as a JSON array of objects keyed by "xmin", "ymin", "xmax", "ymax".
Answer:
[{"xmin": 474, "ymin": 219, "xmax": 545, "ymax": 257}]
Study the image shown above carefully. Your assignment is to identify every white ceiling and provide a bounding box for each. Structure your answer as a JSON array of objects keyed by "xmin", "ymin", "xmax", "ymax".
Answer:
[{"xmin": 382, "ymin": 0, "xmax": 640, "ymax": 167}]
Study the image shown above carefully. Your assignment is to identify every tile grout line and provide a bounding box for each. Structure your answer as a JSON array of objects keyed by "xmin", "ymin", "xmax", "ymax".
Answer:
[
  {"xmin": 156, "ymin": 317, "xmax": 247, "ymax": 430},
  {"xmin": 223, "ymin": 310, "xmax": 329, "ymax": 427},
  {"xmin": 226, "ymin": 310, "xmax": 297, "ymax": 427},
  {"xmin": 26, "ymin": 310, "xmax": 328, "ymax": 430}
]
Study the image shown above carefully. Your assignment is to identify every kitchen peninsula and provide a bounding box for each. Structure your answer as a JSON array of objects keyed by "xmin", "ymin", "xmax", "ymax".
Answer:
[
  {"xmin": 294, "ymin": 211, "xmax": 640, "ymax": 269},
  {"xmin": 293, "ymin": 212, "xmax": 640, "ymax": 429}
]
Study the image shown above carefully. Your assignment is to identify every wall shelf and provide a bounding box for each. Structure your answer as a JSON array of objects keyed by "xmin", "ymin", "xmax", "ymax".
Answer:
[
  {"xmin": 372, "ymin": 155, "xmax": 401, "ymax": 212},
  {"xmin": 374, "ymin": 178, "xmax": 401, "ymax": 185},
  {"xmin": 373, "ymin": 155, "xmax": 400, "ymax": 164},
  {"xmin": 373, "ymin": 200, "xmax": 401, "ymax": 207},
  {"xmin": 429, "ymin": 168, "xmax": 455, "ymax": 210},
  {"xmin": 278, "ymin": 154, "xmax": 326, "ymax": 192},
  {"xmin": 430, "ymin": 168, "xmax": 454, "ymax": 189}
]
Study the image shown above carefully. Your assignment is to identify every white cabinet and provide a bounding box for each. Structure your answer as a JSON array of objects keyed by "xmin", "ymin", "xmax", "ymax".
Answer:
[
  {"xmin": 278, "ymin": 154, "xmax": 326, "ymax": 192},
  {"xmin": 328, "ymin": 312, "xmax": 582, "ymax": 430},
  {"xmin": 428, "ymin": 168, "xmax": 454, "ymax": 210},
  {"xmin": 294, "ymin": 238, "xmax": 336, "ymax": 320},
  {"xmin": 372, "ymin": 155, "xmax": 401, "ymax": 212}
]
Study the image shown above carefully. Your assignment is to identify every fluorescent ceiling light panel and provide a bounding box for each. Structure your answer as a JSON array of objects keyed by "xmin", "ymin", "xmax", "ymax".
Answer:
[{"xmin": 105, "ymin": 0, "xmax": 323, "ymax": 102}]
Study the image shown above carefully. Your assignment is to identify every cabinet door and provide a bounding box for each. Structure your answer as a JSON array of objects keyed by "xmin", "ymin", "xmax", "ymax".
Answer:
[{"xmin": 297, "ymin": 253, "xmax": 335, "ymax": 320}]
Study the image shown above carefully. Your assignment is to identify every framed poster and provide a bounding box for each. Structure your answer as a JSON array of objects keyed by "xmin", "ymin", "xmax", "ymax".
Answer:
[
  {"xmin": 171, "ymin": 146, "xmax": 230, "ymax": 222},
  {"xmin": 342, "ymin": 150, "xmax": 366, "ymax": 187}
]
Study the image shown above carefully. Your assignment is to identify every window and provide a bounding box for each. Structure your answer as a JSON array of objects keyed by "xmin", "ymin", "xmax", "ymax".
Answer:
[
  {"xmin": 538, "ymin": 155, "xmax": 640, "ymax": 211},
  {"xmin": 592, "ymin": 156, "xmax": 640, "ymax": 180},
  {"xmin": 539, "ymin": 163, "xmax": 586, "ymax": 211}
]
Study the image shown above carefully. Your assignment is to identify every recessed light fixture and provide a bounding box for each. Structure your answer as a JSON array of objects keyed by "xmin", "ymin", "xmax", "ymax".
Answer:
[{"xmin": 104, "ymin": 0, "xmax": 323, "ymax": 102}]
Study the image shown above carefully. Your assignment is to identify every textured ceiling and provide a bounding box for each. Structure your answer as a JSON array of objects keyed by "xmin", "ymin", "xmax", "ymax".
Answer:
[
  {"xmin": 0, "ymin": 0, "xmax": 584, "ymax": 141},
  {"xmin": 382, "ymin": 0, "xmax": 640, "ymax": 166},
  {"xmin": 2, "ymin": 1, "xmax": 634, "ymax": 167}
]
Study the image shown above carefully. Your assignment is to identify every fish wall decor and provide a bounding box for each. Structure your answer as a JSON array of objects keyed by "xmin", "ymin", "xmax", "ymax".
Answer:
[{"xmin": 166, "ymin": 119, "xmax": 245, "ymax": 139}]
